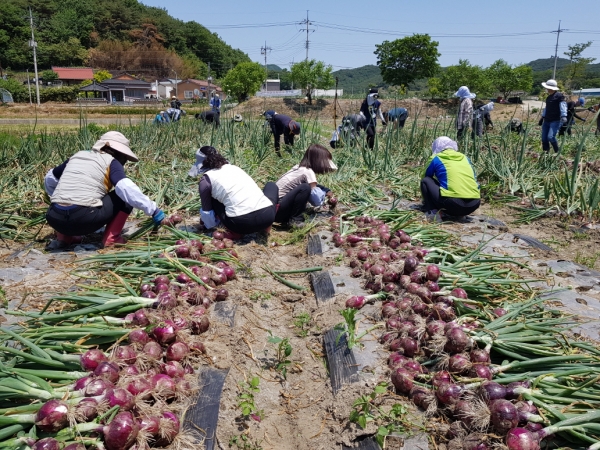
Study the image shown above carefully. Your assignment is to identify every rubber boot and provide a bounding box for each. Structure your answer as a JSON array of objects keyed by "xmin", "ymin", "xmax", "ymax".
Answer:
[
  {"xmin": 55, "ymin": 232, "xmax": 83, "ymax": 246},
  {"xmin": 222, "ymin": 228, "xmax": 243, "ymax": 241},
  {"xmin": 102, "ymin": 211, "xmax": 129, "ymax": 247}
]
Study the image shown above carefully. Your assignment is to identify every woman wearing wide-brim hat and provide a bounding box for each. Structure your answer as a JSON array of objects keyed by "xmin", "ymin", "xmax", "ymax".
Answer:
[
  {"xmin": 44, "ymin": 131, "xmax": 165, "ymax": 247},
  {"xmin": 538, "ymin": 79, "xmax": 567, "ymax": 153}
]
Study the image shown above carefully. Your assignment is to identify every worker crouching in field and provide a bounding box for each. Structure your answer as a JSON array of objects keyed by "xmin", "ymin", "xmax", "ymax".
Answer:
[
  {"xmin": 383, "ymin": 107, "xmax": 408, "ymax": 129},
  {"xmin": 455, "ymin": 86, "xmax": 475, "ymax": 139},
  {"xmin": 420, "ymin": 136, "xmax": 481, "ymax": 221},
  {"xmin": 195, "ymin": 110, "xmax": 220, "ymax": 127},
  {"xmin": 44, "ymin": 131, "xmax": 165, "ymax": 247},
  {"xmin": 330, "ymin": 114, "xmax": 364, "ymax": 149},
  {"xmin": 275, "ymin": 144, "xmax": 337, "ymax": 227},
  {"xmin": 263, "ymin": 111, "xmax": 301, "ymax": 156},
  {"xmin": 190, "ymin": 146, "xmax": 277, "ymax": 240},
  {"xmin": 471, "ymin": 102, "xmax": 494, "ymax": 137}
]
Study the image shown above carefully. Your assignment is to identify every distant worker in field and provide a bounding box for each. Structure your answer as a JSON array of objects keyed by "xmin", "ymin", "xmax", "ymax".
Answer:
[
  {"xmin": 558, "ymin": 97, "xmax": 586, "ymax": 136},
  {"xmin": 383, "ymin": 107, "xmax": 408, "ymax": 129},
  {"xmin": 507, "ymin": 118, "xmax": 524, "ymax": 134},
  {"xmin": 454, "ymin": 86, "xmax": 475, "ymax": 139},
  {"xmin": 588, "ymin": 104, "xmax": 600, "ymax": 136},
  {"xmin": 274, "ymin": 144, "xmax": 337, "ymax": 227},
  {"xmin": 359, "ymin": 88, "xmax": 386, "ymax": 149},
  {"xmin": 330, "ymin": 114, "xmax": 364, "ymax": 149},
  {"xmin": 471, "ymin": 102, "xmax": 494, "ymax": 137},
  {"xmin": 195, "ymin": 110, "xmax": 220, "ymax": 127},
  {"xmin": 538, "ymin": 79, "xmax": 567, "ymax": 153},
  {"xmin": 263, "ymin": 111, "xmax": 301, "ymax": 156},
  {"xmin": 420, "ymin": 136, "xmax": 481, "ymax": 221},
  {"xmin": 44, "ymin": 131, "xmax": 165, "ymax": 247},
  {"xmin": 210, "ymin": 94, "xmax": 221, "ymax": 114},
  {"xmin": 154, "ymin": 111, "xmax": 169, "ymax": 124}
]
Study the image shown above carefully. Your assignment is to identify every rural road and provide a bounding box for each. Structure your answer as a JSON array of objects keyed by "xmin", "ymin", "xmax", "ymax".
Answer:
[{"xmin": 0, "ymin": 118, "xmax": 145, "ymax": 125}]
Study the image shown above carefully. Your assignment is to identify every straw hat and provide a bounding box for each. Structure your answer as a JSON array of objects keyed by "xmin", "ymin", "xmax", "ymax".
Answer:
[{"xmin": 92, "ymin": 131, "xmax": 138, "ymax": 162}]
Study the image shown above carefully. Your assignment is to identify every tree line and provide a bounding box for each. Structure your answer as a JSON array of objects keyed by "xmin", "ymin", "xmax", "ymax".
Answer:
[{"xmin": 0, "ymin": 0, "xmax": 249, "ymax": 79}]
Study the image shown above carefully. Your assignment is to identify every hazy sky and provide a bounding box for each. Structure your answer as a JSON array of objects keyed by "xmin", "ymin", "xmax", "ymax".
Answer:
[{"xmin": 141, "ymin": 0, "xmax": 600, "ymax": 72}]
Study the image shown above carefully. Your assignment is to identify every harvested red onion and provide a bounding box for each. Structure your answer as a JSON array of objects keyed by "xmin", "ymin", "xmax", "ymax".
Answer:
[
  {"xmin": 346, "ymin": 295, "xmax": 366, "ymax": 309},
  {"xmin": 114, "ymin": 345, "xmax": 137, "ymax": 365},
  {"xmin": 74, "ymin": 398, "xmax": 98, "ymax": 422},
  {"xmin": 426, "ymin": 264, "xmax": 441, "ymax": 281},
  {"xmin": 505, "ymin": 428, "xmax": 540, "ymax": 450},
  {"xmin": 133, "ymin": 309, "xmax": 150, "ymax": 326},
  {"xmin": 444, "ymin": 327, "xmax": 470, "ymax": 354},
  {"xmin": 80, "ymin": 349, "xmax": 108, "ymax": 371},
  {"xmin": 469, "ymin": 364, "xmax": 493, "ymax": 380},
  {"xmin": 103, "ymin": 411, "xmax": 139, "ymax": 450},
  {"xmin": 470, "ymin": 348, "xmax": 490, "ymax": 364},
  {"xmin": 166, "ymin": 342, "xmax": 189, "ymax": 362},
  {"xmin": 448, "ymin": 353, "xmax": 471, "ymax": 374},
  {"xmin": 105, "ymin": 387, "xmax": 134, "ymax": 410},
  {"xmin": 161, "ymin": 361, "xmax": 186, "ymax": 379},
  {"xmin": 154, "ymin": 275, "xmax": 170, "ymax": 285},
  {"xmin": 155, "ymin": 411, "xmax": 181, "ymax": 447},
  {"xmin": 74, "ymin": 376, "xmax": 92, "ymax": 391},
  {"xmin": 150, "ymin": 374, "xmax": 176, "ymax": 398},
  {"xmin": 32, "ymin": 439, "xmax": 60, "ymax": 450},
  {"xmin": 151, "ymin": 321, "xmax": 177, "ymax": 345},
  {"xmin": 93, "ymin": 362, "xmax": 120, "ymax": 383},
  {"xmin": 369, "ymin": 264, "xmax": 385, "ymax": 276},
  {"xmin": 451, "ymin": 288, "xmax": 468, "ymax": 299},
  {"xmin": 490, "ymin": 399, "xmax": 519, "ymax": 434},
  {"xmin": 85, "ymin": 379, "xmax": 113, "ymax": 397},
  {"xmin": 35, "ymin": 400, "xmax": 69, "ymax": 432},
  {"xmin": 156, "ymin": 291, "xmax": 177, "ymax": 309},
  {"xmin": 404, "ymin": 256, "xmax": 419, "ymax": 274},
  {"xmin": 126, "ymin": 377, "xmax": 153, "ymax": 398},
  {"xmin": 143, "ymin": 341, "xmax": 163, "ymax": 360},
  {"xmin": 479, "ymin": 381, "xmax": 507, "ymax": 401},
  {"xmin": 432, "ymin": 371, "xmax": 452, "ymax": 388},
  {"xmin": 128, "ymin": 329, "xmax": 150, "ymax": 346},
  {"xmin": 493, "ymin": 307, "xmax": 508, "ymax": 317},
  {"xmin": 357, "ymin": 249, "xmax": 369, "ymax": 261},
  {"xmin": 391, "ymin": 368, "xmax": 414, "ymax": 394},
  {"xmin": 435, "ymin": 382, "xmax": 462, "ymax": 405}
]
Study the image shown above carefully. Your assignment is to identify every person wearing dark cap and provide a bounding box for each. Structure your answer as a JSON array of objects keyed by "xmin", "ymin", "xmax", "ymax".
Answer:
[
  {"xmin": 195, "ymin": 110, "xmax": 220, "ymax": 127},
  {"xmin": 189, "ymin": 146, "xmax": 278, "ymax": 239},
  {"xmin": 559, "ymin": 98, "xmax": 586, "ymax": 136},
  {"xmin": 44, "ymin": 131, "xmax": 165, "ymax": 247},
  {"xmin": 359, "ymin": 88, "xmax": 385, "ymax": 149},
  {"xmin": 265, "ymin": 112, "xmax": 301, "ymax": 156}
]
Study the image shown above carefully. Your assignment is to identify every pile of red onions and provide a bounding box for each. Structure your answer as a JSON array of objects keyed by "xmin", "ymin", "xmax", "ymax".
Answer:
[{"xmin": 331, "ymin": 215, "xmax": 550, "ymax": 449}]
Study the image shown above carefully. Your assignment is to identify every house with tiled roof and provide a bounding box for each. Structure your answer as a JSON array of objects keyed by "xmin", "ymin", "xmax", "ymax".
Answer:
[
  {"xmin": 176, "ymin": 79, "xmax": 224, "ymax": 100},
  {"xmin": 51, "ymin": 67, "xmax": 94, "ymax": 86}
]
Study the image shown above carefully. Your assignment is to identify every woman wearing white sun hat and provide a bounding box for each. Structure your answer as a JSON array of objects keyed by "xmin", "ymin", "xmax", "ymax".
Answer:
[
  {"xmin": 44, "ymin": 131, "xmax": 165, "ymax": 247},
  {"xmin": 538, "ymin": 79, "xmax": 567, "ymax": 153}
]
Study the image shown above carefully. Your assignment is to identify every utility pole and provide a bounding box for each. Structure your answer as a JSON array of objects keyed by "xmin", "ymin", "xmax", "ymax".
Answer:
[
  {"xmin": 300, "ymin": 11, "xmax": 314, "ymax": 61},
  {"xmin": 552, "ymin": 20, "xmax": 567, "ymax": 80},
  {"xmin": 261, "ymin": 41, "xmax": 272, "ymax": 90},
  {"xmin": 28, "ymin": 7, "xmax": 40, "ymax": 106},
  {"xmin": 27, "ymin": 69, "xmax": 32, "ymax": 105}
]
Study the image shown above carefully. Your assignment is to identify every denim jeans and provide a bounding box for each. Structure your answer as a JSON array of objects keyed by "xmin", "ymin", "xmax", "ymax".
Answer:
[{"xmin": 541, "ymin": 120, "xmax": 561, "ymax": 153}]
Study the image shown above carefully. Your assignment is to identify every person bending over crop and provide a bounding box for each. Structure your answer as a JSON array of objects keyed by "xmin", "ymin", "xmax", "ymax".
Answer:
[
  {"xmin": 538, "ymin": 79, "xmax": 567, "ymax": 153},
  {"xmin": 359, "ymin": 88, "xmax": 386, "ymax": 149},
  {"xmin": 558, "ymin": 98, "xmax": 586, "ymax": 136},
  {"xmin": 189, "ymin": 146, "xmax": 278, "ymax": 239},
  {"xmin": 275, "ymin": 144, "xmax": 337, "ymax": 227},
  {"xmin": 264, "ymin": 112, "xmax": 301, "ymax": 156},
  {"xmin": 383, "ymin": 107, "xmax": 408, "ymax": 129},
  {"xmin": 455, "ymin": 86, "xmax": 475, "ymax": 139},
  {"xmin": 195, "ymin": 110, "xmax": 220, "ymax": 127},
  {"xmin": 330, "ymin": 114, "xmax": 364, "ymax": 149},
  {"xmin": 44, "ymin": 131, "xmax": 165, "ymax": 247},
  {"xmin": 420, "ymin": 136, "xmax": 481, "ymax": 220}
]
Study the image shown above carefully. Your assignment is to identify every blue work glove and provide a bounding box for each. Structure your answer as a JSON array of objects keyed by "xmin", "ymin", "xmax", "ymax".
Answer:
[
  {"xmin": 152, "ymin": 209, "xmax": 165, "ymax": 225},
  {"xmin": 560, "ymin": 117, "xmax": 568, "ymax": 125}
]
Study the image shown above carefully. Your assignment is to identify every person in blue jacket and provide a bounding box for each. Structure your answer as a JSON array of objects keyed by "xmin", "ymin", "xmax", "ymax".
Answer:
[
  {"xmin": 538, "ymin": 79, "xmax": 567, "ymax": 153},
  {"xmin": 384, "ymin": 108, "xmax": 408, "ymax": 129}
]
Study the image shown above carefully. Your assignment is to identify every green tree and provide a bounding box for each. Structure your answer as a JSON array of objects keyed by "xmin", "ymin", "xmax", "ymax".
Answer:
[
  {"xmin": 41, "ymin": 69, "xmax": 58, "ymax": 82},
  {"xmin": 439, "ymin": 60, "xmax": 492, "ymax": 97},
  {"xmin": 562, "ymin": 41, "xmax": 596, "ymax": 91},
  {"xmin": 374, "ymin": 34, "xmax": 440, "ymax": 88},
  {"xmin": 93, "ymin": 70, "xmax": 112, "ymax": 83},
  {"xmin": 221, "ymin": 62, "xmax": 265, "ymax": 103},
  {"xmin": 486, "ymin": 59, "xmax": 533, "ymax": 99},
  {"xmin": 290, "ymin": 59, "xmax": 334, "ymax": 104}
]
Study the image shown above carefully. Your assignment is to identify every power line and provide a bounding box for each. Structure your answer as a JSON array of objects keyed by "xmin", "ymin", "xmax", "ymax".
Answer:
[
  {"xmin": 552, "ymin": 20, "xmax": 568, "ymax": 79},
  {"xmin": 299, "ymin": 11, "xmax": 315, "ymax": 61}
]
